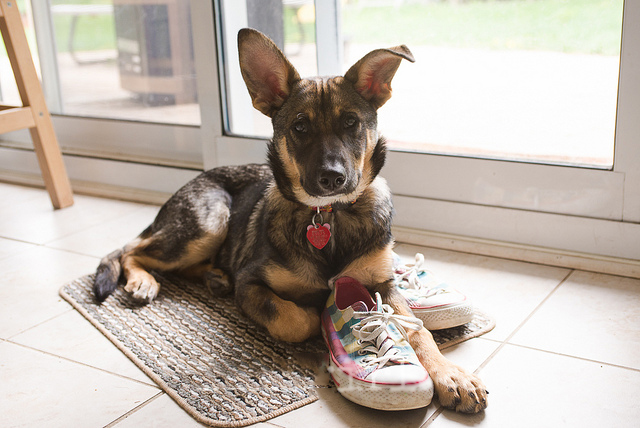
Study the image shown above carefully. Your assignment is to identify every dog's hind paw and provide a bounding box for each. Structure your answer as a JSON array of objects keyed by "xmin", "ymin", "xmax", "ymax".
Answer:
[
  {"xmin": 432, "ymin": 365, "xmax": 488, "ymax": 413},
  {"xmin": 124, "ymin": 274, "xmax": 160, "ymax": 301}
]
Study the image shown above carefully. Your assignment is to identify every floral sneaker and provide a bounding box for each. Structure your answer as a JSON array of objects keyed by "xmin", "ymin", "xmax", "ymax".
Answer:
[
  {"xmin": 394, "ymin": 253, "xmax": 474, "ymax": 330},
  {"xmin": 321, "ymin": 276, "xmax": 434, "ymax": 411}
]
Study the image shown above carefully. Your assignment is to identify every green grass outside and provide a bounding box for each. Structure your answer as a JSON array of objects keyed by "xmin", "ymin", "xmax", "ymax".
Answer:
[
  {"xmin": 341, "ymin": 0, "xmax": 624, "ymax": 56},
  {"xmin": 50, "ymin": 0, "xmax": 116, "ymax": 52},
  {"xmin": 6, "ymin": 0, "xmax": 624, "ymax": 57},
  {"xmin": 1, "ymin": 0, "xmax": 114, "ymax": 56},
  {"xmin": 284, "ymin": 5, "xmax": 316, "ymax": 44}
]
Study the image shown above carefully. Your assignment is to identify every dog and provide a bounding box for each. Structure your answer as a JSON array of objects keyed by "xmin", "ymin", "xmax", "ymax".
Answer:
[{"xmin": 93, "ymin": 28, "xmax": 487, "ymax": 413}]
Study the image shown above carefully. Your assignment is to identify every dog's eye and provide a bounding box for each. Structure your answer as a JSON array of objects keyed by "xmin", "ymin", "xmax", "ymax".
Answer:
[
  {"xmin": 344, "ymin": 115, "xmax": 358, "ymax": 129},
  {"xmin": 293, "ymin": 120, "xmax": 308, "ymax": 134}
]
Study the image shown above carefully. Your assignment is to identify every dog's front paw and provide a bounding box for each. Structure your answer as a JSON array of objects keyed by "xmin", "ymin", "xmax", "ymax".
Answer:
[
  {"xmin": 432, "ymin": 364, "xmax": 488, "ymax": 413},
  {"xmin": 124, "ymin": 274, "xmax": 160, "ymax": 301}
]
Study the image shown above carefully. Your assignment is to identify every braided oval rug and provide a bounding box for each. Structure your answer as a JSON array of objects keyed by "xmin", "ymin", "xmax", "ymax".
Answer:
[{"xmin": 60, "ymin": 273, "xmax": 495, "ymax": 427}]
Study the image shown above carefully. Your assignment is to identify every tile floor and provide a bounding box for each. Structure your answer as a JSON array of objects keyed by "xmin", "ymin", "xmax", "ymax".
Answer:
[{"xmin": 1, "ymin": 181, "xmax": 639, "ymax": 428}]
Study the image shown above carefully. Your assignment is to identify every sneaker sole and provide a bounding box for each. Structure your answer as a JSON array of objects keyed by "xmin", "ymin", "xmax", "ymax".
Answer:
[
  {"xmin": 412, "ymin": 302, "xmax": 474, "ymax": 330},
  {"xmin": 327, "ymin": 357, "xmax": 434, "ymax": 411}
]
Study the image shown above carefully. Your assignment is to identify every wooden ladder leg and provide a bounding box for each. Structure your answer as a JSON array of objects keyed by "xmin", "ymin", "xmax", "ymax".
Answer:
[{"xmin": 0, "ymin": 1, "xmax": 73, "ymax": 208}]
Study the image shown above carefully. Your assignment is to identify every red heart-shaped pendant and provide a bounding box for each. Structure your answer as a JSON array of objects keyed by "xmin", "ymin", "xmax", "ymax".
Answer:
[{"xmin": 307, "ymin": 223, "xmax": 331, "ymax": 249}]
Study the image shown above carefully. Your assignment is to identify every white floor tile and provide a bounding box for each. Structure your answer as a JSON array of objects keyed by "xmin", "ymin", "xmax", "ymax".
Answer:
[
  {"xmin": 440, "ymin": 337, "xmax": 500, "ymax": 374},
  {"xmin": 0, "ymin": 245, "xmax": 98, "ymax": 338},
  {"xmin": 0, "ymin": 236, "xmax": 33, "ymax": 260},
  {"xmin": 0, "ymin": 191, "xmax": 151, "ymax": 245},
  {"xmin": 0, "ymin": 341, "xmax": 160, "ymax": 428},
  {"xmin": 428, "ymin": 344, "xmax": 640, "ymax": 428},
  {"xmin": 0, "ymin": 182, "xmax": 45, "ymax": 205},
  {"xmin": 47, "ymin": 204, "xmax": 160, "ymax": 258},
  {"xmin": 394, "ymin": 244, "xmax": 571, "ymax": 341},
  {"xmin": 110, "ymin": 394, "xmax": 210, "ymax": 428},
  {"xmin": 270, "ymin": 386, "xmax": 438, "ymax": 428},
  {"xmin": 11, "ymin": 310, "xmax": 154, "ymax": 385},
  {"xmin": 110, "ymin": 393, "xmax": 281, "ymax": 427},
  {"xmin": 510, "ymin": 270, "xmax": 640, "ymax": 370}
]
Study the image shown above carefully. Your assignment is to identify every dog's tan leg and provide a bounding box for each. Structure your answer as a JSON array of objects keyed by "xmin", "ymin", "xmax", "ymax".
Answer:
[
  {"xmin": 236, "ymin": 281, "xmax": 320, "ymax": 343},
  {"xmin": 331, "ymin": 243, "xmax": 395, "ymax": 289},
  {"xmin": 121, "ymin": 252, "xmax": 161, "ymax": 301},
  {"xmin": 379, "ymin": 286, "xmax": 488, "ymax": 413}
]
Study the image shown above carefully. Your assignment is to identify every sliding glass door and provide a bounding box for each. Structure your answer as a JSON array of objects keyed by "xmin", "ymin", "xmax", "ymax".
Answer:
[{"xmin": 0, "ymin": 0, "xmax": 637, "ymax": 260}]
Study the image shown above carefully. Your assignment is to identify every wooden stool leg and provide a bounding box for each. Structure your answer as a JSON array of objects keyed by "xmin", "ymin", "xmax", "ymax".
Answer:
[
  {"xmin": 28, "ymin": 120, "xmax": 75, "ymax": 209},
  {"xmin": 0, "ymin": 1, "xmax": 73, "ymax": 208}
]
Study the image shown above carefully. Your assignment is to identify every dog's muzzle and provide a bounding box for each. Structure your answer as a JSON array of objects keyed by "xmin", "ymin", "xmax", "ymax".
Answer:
[
  {"xmin": 303, "ymin": 162, "xmax": 358, "ymax": 198},
  {"xmin": 317, "ymin": 166, "xmax": 347, "ymax": 194}
]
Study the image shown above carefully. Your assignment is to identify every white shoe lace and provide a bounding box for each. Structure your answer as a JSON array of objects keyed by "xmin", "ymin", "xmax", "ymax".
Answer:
[
  {"xmin": 351, "ymin": 293, "xmax": 423, "ymax": 369},
  {"xmin": 394, "ymin": 253, "xmax": 438, "ymax": 297}
]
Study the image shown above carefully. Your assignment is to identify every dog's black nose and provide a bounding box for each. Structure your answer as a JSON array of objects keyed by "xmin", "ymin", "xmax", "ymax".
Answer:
[{"xmin": 318, "ymin": 169, "xmax": 346, "ymax": 192}]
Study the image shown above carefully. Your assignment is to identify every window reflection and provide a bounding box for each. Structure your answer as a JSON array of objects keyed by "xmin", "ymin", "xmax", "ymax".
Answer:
[{"xmin": 49, "ymin": 0, "xmax": 200, "ymax": 125}]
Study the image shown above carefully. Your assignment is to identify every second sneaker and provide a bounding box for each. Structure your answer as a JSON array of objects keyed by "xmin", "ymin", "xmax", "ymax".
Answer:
[{"xmin": 394, "ymin": 253, "xmax": 474, "ymax": 330}]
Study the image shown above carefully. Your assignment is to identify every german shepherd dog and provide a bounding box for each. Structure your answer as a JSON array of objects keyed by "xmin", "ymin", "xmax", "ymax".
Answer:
[{"xmin": 94, "ymin": 28, "xmax": 487, "ymax": 413}]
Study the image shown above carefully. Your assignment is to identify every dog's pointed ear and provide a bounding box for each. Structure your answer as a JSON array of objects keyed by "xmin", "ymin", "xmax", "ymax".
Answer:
[
  {"xmin": 344, "ymin": 45, "xmax": 414, "ymax": 109},
  {"xmin": 238, "ymin": 28, "xmax": 301, "ymax": 117}
]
